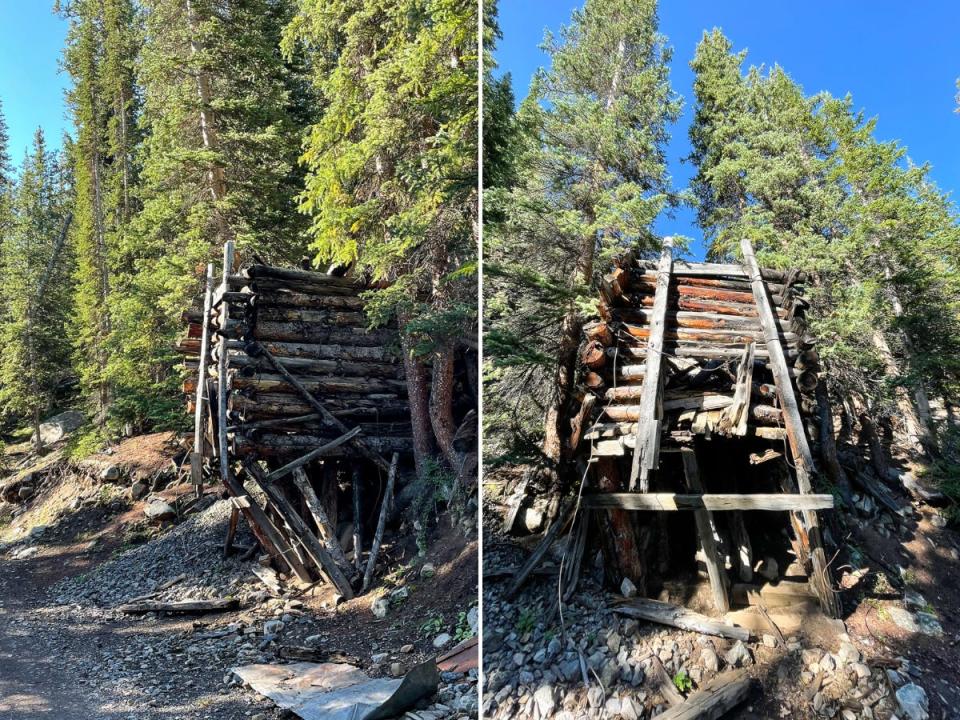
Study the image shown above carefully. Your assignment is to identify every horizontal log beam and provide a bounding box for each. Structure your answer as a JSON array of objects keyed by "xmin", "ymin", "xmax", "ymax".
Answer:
[
  {"xmin": 233, "ymin": 433, "xmax": 412, "ymax": 457},
  {"xmin": 612, "ymin": 596, "xmax": 752, "ymax": 640},
  {"xmin": 230, "ymin": 372, "xmax": 406, "ymax": 396},
  {"xmin": 251, "ymin": 322, "xmax": 394, "ymax": 346},
  {"xmin": 612, "ymin": 308, "xmax": 793, "ymax": 333},
  {"xmin": 229, "ymin": 393, "xmax": 408, "ymax": 421},
  {"xmin": 583, "ymin": 493, "xmax": 833, "ymax": 512},
  {"xmin": 225, "ymin": 339, "xmax": 397, "ymax": 363},
  {"xmin": 222, "ymin": 351, "xmax": 403, "ymax": 379}
]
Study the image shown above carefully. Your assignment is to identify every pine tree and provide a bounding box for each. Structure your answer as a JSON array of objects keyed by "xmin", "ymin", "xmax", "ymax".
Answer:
[
  {"xmin": 0, "ymin": 130, "xmax": 74, "ymax": 447},
  {"xmin": 483, "ymin": 0, "xmax": 680, "ymax": 480},
  {"xmin": 104, "ymin": 0, "xmax": 312, "ymax": 430},
  {"xmin": 283, "ymin": 0, "xmax": 479, "ymax": 481}
]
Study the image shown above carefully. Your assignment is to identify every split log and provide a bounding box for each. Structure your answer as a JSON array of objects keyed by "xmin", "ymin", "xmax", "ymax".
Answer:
[
  {"xmin": 580, "ymin": 341, "xmax": 607, "ymax": 369},
  {"xmin": 567, "ymin": 395, "xmax": 597, "ymax": 452},
  {"xmin": 655, "ymin": 669, "xmax": 754, "ymax": 720},
  {"xmin": 292, "ymin": 468, "xmax": 352, "ymax": 573},
  {"xmin": 612, "ymin": 597, "xmax": 751, "ymax": 641},
  {"xmin": 681, "ymin": 448, "xmax": 729, "ymax": 613},
  {"xmin": 119, "ymin": 598, "xmax": 239, "ymax": 615},
  {"xmin": 718, "ymin": 344, "xmax": 754, "ymax": 436},
  {"xmin": 362, "ymin": 453, "xmax": 400, "ymax": 592}
]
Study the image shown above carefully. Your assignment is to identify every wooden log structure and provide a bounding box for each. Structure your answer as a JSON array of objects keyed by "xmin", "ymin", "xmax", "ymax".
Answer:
[
  {"xmin": 179, "ymin": 244, "xmax": 415, "ymax": 599},
  {"xmin": 546, "ymin": 240, "xmax": 841, "ymax": 621}
]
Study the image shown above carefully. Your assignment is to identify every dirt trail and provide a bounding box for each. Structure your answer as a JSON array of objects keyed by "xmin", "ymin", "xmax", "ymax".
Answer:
[{"xmin": 0, "ymin": 540, "xmax": 118, "ymax": 719}]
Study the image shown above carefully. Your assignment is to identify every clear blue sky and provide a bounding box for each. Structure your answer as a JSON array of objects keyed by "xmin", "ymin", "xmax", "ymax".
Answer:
[
  {"xmin": 0, "ymin": 2, "xmax": 69, "ymax": 162},
  {"xmin": 494, "ymin": 1, "xmax": 960, "ymax": 260}
]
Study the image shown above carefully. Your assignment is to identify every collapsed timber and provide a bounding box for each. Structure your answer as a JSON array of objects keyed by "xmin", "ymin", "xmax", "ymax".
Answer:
[
  {"xmin": 178, "ymin": 242, "xmax": 415, "ymax": 600},
  {"xmin": 509, "ymin": 238, "xmax": 843, "ymax": 628}
]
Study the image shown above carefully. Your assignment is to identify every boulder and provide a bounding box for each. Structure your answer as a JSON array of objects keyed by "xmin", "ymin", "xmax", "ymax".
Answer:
[
  {"xmin": 130, "ymin": 482, "xmax": 149, "ymax": 501},
  {"xmin": 371, "ymin": 597, "xmax": 390, "ymax": 619},
  {"xmin": 144, "ymin": 500, "xmax": 176, "ymax": 521},
  {"xmin": 32, "ymin": 410, "xmax": 85, "ymax": 446},
  {"xmin": 896, "ymin": 683, "xmax": 929, "ymax": 720},
  {"xmin": 99, "ymin": 465, "xmax": 121, "ymax": 482}
]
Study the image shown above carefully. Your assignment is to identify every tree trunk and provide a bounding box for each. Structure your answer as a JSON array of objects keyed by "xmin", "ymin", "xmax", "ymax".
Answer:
[
  {"xmin": 870, "ymin": 329, "xmax": 927, "ymax": 458},
  {"xmin": 429, "ymin": 344, "xmax": 458, "ymax": 470},
  {"xmin": 401, "ymin": 334, "xmax": 435, "ymax": 481}
]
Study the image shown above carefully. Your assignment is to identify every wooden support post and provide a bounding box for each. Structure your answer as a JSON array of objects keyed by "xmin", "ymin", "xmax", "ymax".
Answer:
[
  {"xmin": 244, "ymin": 462, "xmax": 355, "ymax": 599},
  {"xmin": 223, "ymin": 506, "xmax": 239, "ymax": 557},
  {"xmin": 191, "ymin": 263, "xmax": 215, "ymax": 493},
  {"xmin": 740, "ymin": 238, "xmax": 840, "ymax": 618},
  {"xmin": 217, "ymin": 241, "xmax": 235, "ymax": 488},
  {"xmin": 352, "ymin": 466, "xmax": 363, "ymax": 572},
  {"xmin": 362, "ymin": 453, "xmax": 400, "ymax": 592},
  {"xmin": 681, "ymin": 447, "xmax": 729, "ymax": 613},
  {"xmin": 630, "ymin": 237, "xmax": 673, "ymax": 491},
  {"xmin": 292, "ymin": 468, "xmax": 351, "ymax": 574}
]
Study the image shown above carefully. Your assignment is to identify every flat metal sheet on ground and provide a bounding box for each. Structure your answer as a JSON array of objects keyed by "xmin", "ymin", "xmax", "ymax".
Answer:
[{"xmin": 232, "ymin": 659, "xmax": 439, "ymax": 720}]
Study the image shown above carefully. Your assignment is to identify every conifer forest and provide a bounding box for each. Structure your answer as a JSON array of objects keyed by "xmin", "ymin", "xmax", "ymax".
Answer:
[{"xmin": 1, "ymin": 0, "xmax": 960, "ymax": 718}]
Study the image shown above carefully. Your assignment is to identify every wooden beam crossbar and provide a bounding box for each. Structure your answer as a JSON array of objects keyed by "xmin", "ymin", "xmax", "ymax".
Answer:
[{"xmin": 581, "ymin": 492, "xmax": 834, "ymax": 512}]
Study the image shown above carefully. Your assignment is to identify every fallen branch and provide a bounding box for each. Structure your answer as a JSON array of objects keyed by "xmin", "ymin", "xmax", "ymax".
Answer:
[
  {"xmin": 655, "ymin": 669, "xmax": 754, "ymax": 720},
  {"xmin": 119, "ymin": 598, "xmax": 239, "ymax": 615}
]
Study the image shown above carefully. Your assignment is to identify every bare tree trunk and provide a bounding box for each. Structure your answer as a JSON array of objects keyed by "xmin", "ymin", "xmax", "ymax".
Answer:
[
  {"xmin": 428, "ymin": 344, "xmax": 458, "ymax": 469},
  {"xmin": 815, "ymin": 381, "xmax": 852, "ymax": 504},
  {"xmin": 401, "ymin": 334, "xmax": 435, "ymax": 481}
]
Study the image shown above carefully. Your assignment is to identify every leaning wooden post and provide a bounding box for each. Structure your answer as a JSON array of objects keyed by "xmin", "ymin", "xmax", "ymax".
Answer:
[
  {"xmin": 630, "ymin": 236, "xmax": 673, "ymax": 491},
  {"xmin": 191, "ymin": 263, "xmax": 216, "ymax": 494},
  {"xmin": 740, "ymin": 238, "xmax": 840, "ymax": 618},
  {"xmin": 362, "ymin": 453, "xmax": 400, "ymax": 592},
  {"xmin": 217, "ymin": 241, "xmax": 235, "ymax": 487},
  {"xmin": 352, "ymin": 466, "xmax": 363, "ymax": 572},
  {"xmin": 680, "ymin": 447, "xmax": 729, "ymax": 613}
]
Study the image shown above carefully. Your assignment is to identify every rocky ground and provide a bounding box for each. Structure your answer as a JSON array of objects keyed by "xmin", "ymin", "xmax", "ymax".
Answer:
[
  {"xmin": 481, "ymin": 479, "xmax": 960, "ymax": 720},
  {"xmin": 0, "ymin": 434, "xmax": 478, "ymax": 719}
]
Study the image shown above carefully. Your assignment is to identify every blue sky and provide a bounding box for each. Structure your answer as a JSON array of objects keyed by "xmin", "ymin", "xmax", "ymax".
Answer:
[
  {"xmin": 0, "ymin": 2, "xmax": 69, "ymax": 161},
  {"xmin": 494, "ymin": 1, "xmax": 960, "ymax": 260}
]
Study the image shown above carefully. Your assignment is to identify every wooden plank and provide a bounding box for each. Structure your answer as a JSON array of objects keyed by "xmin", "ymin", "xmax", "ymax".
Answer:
[
  {"xmin": 681, "ymin": 448, "xmax": 729, "ymax": 613},
  {"xmin": 191, "ymin": 263, "xmax": 216, "ymax": 490},
  {"xmin": 655, "ymin": 669, "xmax": 754, "ymax": 720},
  {"xmin": 217, "ymin": 241, "xmax": 235, "ymax": 488},
  {"xmin": 612, "ymin": 597, "xmax": 751, "ymax": 641},
  {"xmin": 740, "ymin": 238, "xmax": 840, "ymax": 618},
  {"xmin": 630, "ymin": 236, "xmax": 673, "ymax": 490},
  {"xmin": 292, "ymin": 468, "xmax": 352, "ymax": 575},
  {"xmin": 718, "ymin": 343, "xmax": 755, "ymax": 437},
  {"xmin": 581, "ymin": 493, "xmax": 833, "ymax": 511}
]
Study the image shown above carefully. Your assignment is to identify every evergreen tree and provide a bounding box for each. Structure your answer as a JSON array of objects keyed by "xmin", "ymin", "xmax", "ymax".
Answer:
[
  {"xmin": 483, "ymin": 0, "xmax": 680, "ymax": 479},
  {"xmin": 283, "ymin": 0, "xmax": 479, "ymax": 481},
  {"xmin": 105, "ymin": 0, "xmax": 312, "ymax": 430},
  {"xmin": 0, "ymin": 130, "xmax": 74, "ymax": 446}
]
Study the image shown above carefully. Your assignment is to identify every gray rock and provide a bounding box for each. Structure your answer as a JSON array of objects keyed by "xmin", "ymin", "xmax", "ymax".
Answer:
[
  {"xmin": 99, "ymin": 465, "xmax": 121, "ymax": 482},
  {"xmin": 467, "ymin": 606, "xmax": 478, "ymax": 634},
  {"xmin": 620, "ymin": 577, "xmax": 638, "ymax": 598},
  {"xmin": 432, "ymin": 633, "xmax": 451, "ymax": 649},
  {"xmin": 130, "ymin": 482, "xmax": 149, "ymax": 501},
  {"xmin": 144, "ymin": 500, "xmax": 176, "ymax": 521},
  {"xmin": 420, "ymin": 563, "xmax": 436, "ymax": 579},
  {"xmin": 372, "ymin": 597, "xmax": 390, "ymax": 618},
  {"xmin": 895, "ymin": 683, "xmax": 929, "ymax": 720},
  {"xmin": 533, "ymin": 684, "xmax": 556, "ymax": 718},
  {"xmin": 17, "ymin": 486, "xmax": 34, "ymax": 501},
  {"xmin": 263, "ymin": 620, "xmax": 283, "ymax": 635},
  {"xmin": 371, "ymin": 652, "xmax": 388, "ymax": 664},
  {"xmin": 401, "ymin": 644, "xmax": 414, "ymax": 653},
  {"xmin": 33, "ymin": 410, "xmax": 85, "ymax": 445},
  {"xmin": 724, "ymin": 640, "xmax": 752, "ymax": 668},
  {"xmin": 819, "ymin": 653, "xmax": 836, "ymax": 672},
  {"xmin": 390, "ymin": 586, "xmax": 409, "ymax": 602},
  {"xmin": 587, "ymin": 686, "xmax": 604, "ymax": 709},
  {"xmin": 852, "ymin": 662, "xmax": 871, "ymax": 680},
  {"xmin": 762, "ymin": 634, "xmax": 777, "ymax": 648},
  {"xmin": 838, "ymin": 642, "xmax": 861, "ymax": 664},
  {"xmin": 700, "ymin": 647, "xmax": 720, "ymax": 672},
  {"xmin": 523, "ymin": 508, "xmax": 544, "ymax": 533}
]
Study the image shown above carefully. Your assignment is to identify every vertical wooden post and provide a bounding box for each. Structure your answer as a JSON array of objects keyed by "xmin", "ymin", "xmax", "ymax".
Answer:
[
  {"xmin": 352, "ymin": 466, "xmax": 363, "ymax": 572},
  {"xmin": 191, "ymin": 263, "xmax": 215, "ymax": 494},
  {"xmin": 362, "ymin": 453, "xmax": 400, "ymax": 592},
  {"xmin": 630, "ymin": 237, "xmax": 673, "ymax": 491},
  {"xmin": 680, "ymin": 447, "xmax": 729, "ymax": 613},
  {"xmin": 740, "ymin": 238, "xmax": 840, "ymax": 618},
  {"xmin": 217, "ymin": 241, "xmax": 235, "ymax": 487}
]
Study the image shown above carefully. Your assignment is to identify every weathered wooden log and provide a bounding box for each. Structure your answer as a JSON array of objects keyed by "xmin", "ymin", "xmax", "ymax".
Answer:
[
  {"xmin": 655, "ymin": 669, "xmax": 754, "ymax": 720},
  {"xmin": 603, "ymin": 387, "xmax": 733, "ymax": 409},
  {"xmin": 254, "ymin": 307, "xmax": 366, "ymax": 327},
  {"xmin": 681, "ymin": 448, "xmax": 729, "ymax": 613},
  {"xmin": 568, "ymin": 395, "xmax": 597, "ymax": 452},
  {"xmin": 243, "ymin": 264, "xmax": 358, "ymax": 289},
  {"xmin": 635, "ymin": 293, "xmax": 789, "ymax": 319},
  {"xmin": 293, "ymin": 468, "xmax": 352, "ymax": 576},
  {"xmin": 233, "ymin": 433, "xmax": 413, "ymax": 458},
  {"xmin": 620, "ymin": 325, "xmax": 798, "ymax": 346},
  {"xmin": 603, "ymin": 403, "xmax": 781, "ymax": 425},
  {"xmin": 583, "ymin": 320, "xmax": 613, "ymax": 345},
  {"xmin": 225, "ymin": 339, "xmax": 398, "ymax": 363},
  {"xmin": 595, "ymin": 457, "xmax": 650, "ymax": 593},
  {"xmin": 580, "ymin": 341, "xmax": 607, "ymax": 369},
  {"xmin": 263, "ymin": 427, "xmax": 363, "ymax": 483},
  {"xmin": 246, "ymin": 322, "xmax": 395, "ymax": 346},
  {"xmin": 231, "ymin": 373, "xmax": 406, "ymax": 396},
  {"xmin": 612, "ymin": 597, "xmax": 751, "ymax": 640},
  {"xmin": 223, "ymin": 351, "xmax": 403, "ymax": 379},
  {"xmin": 608, "ymin": 343, "xmax": 799, "ymax": 361},
  {"xmin": 612, "ymin": 308, "xmax": 793, "ymax": 334},
  {"xmin": 362, "ymin": 452, "xmax": 399, "ymax": 592},
  {"xmin": 626, "ymin": 280, "xmax": 787, "ymax": 307},
  {"xmin": 583, "ymin": 493, "xmax": 833, "ymax": 511},
  {"xmin": 255, "ymin": 291, "xmax": 364, "ymax": 311},
  {"xmin": 229, "ymin": 393, "xmax": 409, "ymax": 421},
  {"xmin": 741, "ymin": 238, "xmax": 840, "ymax": 618},
  {"xmin": 244, "ymin": 462, "xmax": 355, "ymax": 599},
  {"xmin": 636, "ymin": 258, "xmax": 805, "ymax": 283},
  {"xmin": 630, "ymin": 237, "xmax": 673, "ymax": 491}
]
